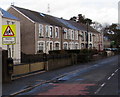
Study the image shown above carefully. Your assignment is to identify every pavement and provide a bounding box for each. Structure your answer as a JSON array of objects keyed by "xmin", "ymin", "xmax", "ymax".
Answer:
[{"xmin": 2, "ymin": 55, "xmax": 120, "ymax": 96}]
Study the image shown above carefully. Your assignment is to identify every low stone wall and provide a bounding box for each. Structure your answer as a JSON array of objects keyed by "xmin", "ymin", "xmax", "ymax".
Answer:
[
  {"xmin": 13, "ymin": 54, "xmax": 77, "ymax": 76},
  {"xmin": 45, "ymin": 54, "xmax": 77, "ymax": 71},
  {"xmin": 13, "ymin": 62, "xmax": 44, "ymax": 76}
]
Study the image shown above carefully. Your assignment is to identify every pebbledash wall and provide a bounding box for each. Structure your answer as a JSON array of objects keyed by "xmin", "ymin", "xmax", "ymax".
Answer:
[{"xmin": 0, "ymin": 8, "xmax": 21, "ymax": 64}]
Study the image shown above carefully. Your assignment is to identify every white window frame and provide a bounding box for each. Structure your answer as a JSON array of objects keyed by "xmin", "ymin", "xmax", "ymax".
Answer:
[
  {"xmin": 49, "ymin": 26, "xmax": 53, "ymax": 38},
  {"xmin": 75, "ymin": 43, "xmax": 79, "ymax": 49},
  {"xmin": 47, "ymin": 41, "xmax": 53, "ymax": 51},
  {"xmin": 63, "ymin": 28, "xmax": 67, "ymax": 39},
  {"xmin": 45, "ymin": 25, "xmax": 50, "ymax": 37},
  {"xmin": 39, "ymin": 24, "xmax": 44, "ymax": 37},
  {"xmin": 75, "ymin": 30, "xmax": 78, "ymax": 40},
  {"xmin": 54, "ymin": 41, "xmax": 60, "ymax": 50},
  {"xmin": 37, "ymin": 41, "xmax": 45, "ymax": 53},
  {"xmin": 81, "ymin": 43, "xmax": 84, "ymax": 49},
  {"xmin": 68, "ymin": 29, "xmax": 71, "ymax": 39},
  {"xmin": 55, "ymin": 27, "xmax": 59, "ymax": 38},
  {"xmin": 71, "ymin": 30, "xmax": 74, "ymax": 40},
  {"xmin": 81, "ymin": 31, "xmax": 84, "ymax": 41},
  {"xmin": 63, "ymin": 42, "xmax": 68, "ymax": 50}
]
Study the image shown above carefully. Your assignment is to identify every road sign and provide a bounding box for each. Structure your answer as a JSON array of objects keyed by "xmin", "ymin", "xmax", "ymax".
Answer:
[
  {"xmin": 2, "ymin": 37, "xmax": 16, "ymax": 45},
  {"xmin": 3, "ymin": 26, "xmax": 14, "ymax": 36},
  {"xmin": 2, "ymin": 25, "xmax": 16, "ymax": 45}
]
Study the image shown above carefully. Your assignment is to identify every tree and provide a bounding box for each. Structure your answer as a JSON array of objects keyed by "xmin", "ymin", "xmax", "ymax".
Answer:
[
  {"xmin": 91, "ymin": 21, "xmax": 103, "ymax": 32},
  {"xmin": 70, "ymin": 16, "xmax": 77, "ymax": 21},
  {"xmin": 70, "ymin": 14, "xmax": 93, "ymax": 25},
  {"xmin": 103, "ymin": 24, "xmax": 120, "ymax": 48}
]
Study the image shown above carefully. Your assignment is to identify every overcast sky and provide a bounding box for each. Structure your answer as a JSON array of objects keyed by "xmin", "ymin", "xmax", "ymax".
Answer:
[{"xmin": 0, "ymin": 0, "xmax": 119, "ymax": 24}]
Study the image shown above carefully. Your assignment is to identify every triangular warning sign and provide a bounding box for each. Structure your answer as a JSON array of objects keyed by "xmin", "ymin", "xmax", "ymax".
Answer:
[{"xmin": 3, "ymin": 26, "xmax": 14, "ymax": 36}]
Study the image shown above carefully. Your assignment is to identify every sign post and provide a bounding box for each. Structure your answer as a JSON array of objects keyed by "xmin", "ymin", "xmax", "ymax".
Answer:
[
  {"xmin": 2, "ymin": 25, "xmax": 16, "ymax": 45},
  {"xmin": 2, "ymin": 24, "xmax": 16, "ymax": 57}
]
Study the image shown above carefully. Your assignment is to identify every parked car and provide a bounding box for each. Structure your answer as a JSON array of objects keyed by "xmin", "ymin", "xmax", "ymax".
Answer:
[{"xmin": 104, "ymin": 48, "xmax": 118, "ymax": 51}]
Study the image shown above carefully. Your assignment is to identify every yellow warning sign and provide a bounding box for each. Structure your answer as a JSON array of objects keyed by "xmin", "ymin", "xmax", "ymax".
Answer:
[
  {"xmin": 2, "ymin": 24, "xmax": 16, "ymax": 37},
  {"xmin": 2, "ymin": 25, "xmax": 16, "ymax": 45}
]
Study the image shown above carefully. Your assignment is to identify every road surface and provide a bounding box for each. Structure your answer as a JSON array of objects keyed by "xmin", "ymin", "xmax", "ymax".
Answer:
[{"xmin": 16, "ymin": 55, "xmax": 120, "ymax": 96}]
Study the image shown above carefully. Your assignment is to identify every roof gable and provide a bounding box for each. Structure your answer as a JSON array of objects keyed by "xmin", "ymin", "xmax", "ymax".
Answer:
[{"xmin": 0, "ymin": 8, "xmax": 19, "ymax": 20}]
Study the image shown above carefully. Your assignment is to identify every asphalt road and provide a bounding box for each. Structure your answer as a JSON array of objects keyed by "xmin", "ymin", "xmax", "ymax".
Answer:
[{"xmin": 17, "ymin": 55, "xmax": 120, "ymax": 96}]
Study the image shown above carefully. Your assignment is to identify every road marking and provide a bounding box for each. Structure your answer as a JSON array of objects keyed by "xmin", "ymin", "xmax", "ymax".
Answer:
[
  {"xmin": 111, "ymin": 73, "xmax": 115, "ymax": 76},
  {"xmin": 94, "ymin": 86, "xmax": 102, "ymax": 94},
  {"xmin": 95, "ymin": 68, "xmax": 118, "ymax": 95},
  {"xmin": 95, "ymin": 82, "xmax": 106, "ymax": 94},
  {"xmin": 115, "ymin": 69, "xmax": 118, "ymax": 73},
  {"xmin": 101, "ymin": 83, "xmax": 106, "ymax": 87},
  {"xmin": 107, "ymin": 77, "xmax": 111, "ymax": 80}
]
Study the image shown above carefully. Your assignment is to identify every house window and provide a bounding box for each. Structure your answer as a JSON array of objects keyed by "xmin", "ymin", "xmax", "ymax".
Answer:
[
  {"xmin": 75, "ymin": 31, "xmax": 78, "ymax": 40},
  {"xmin": 45, "ymin": 25, "xmax": 49, "ymax": 37},
  {"xmin": 81, "ymin": 43, "xmax": 84, "ymax": 49},
  {"xmin": 7, "ymin": 21, "xmax": 10, "ymax": 25},
  {"xmin": 37, "ymin": 42, "xmax": 44, "ymax": 53},
  {"xmin": 81, "ymin": 32, "xmax": 84, "ymax": 41},
  {"xmin": 75, "ymin": 43, "xmax": 79, "ymax": 49},
  {"xmin": 12, "ymin": 22, "xmax": 15, "ymax": 24},
  {"xmin": 39, "ymin": 24, "xmax": 44, "ymax": 38},
  {"xmin": 50, "ymin": 42, "xmax": 53, "ymax": 50},
  {"xmin": 54, "ymin": 42, "xmax": 60, "ymax": 50},
  {"xmin": 49, "ymin": 26, "xmax": 53, "ymax": 38},
  {"xmin": 89, "ymin": 44, "xmax": 92, "ymax": 49},
  {"xmin": 67, "ymin": 29, "xmax": 71, "ymax": 39},
  {"xmin": 55, "ymin": 27, "xmax": 59, "ymax": 38},
  {"xmin": 64, "ymin": 28, "xmax": 67, "ymax": 39},
  {"xmin": 71, "ymin": 30, "xmax": 74, "ymax": 40},
  {"xmin": 63, "ymin": 42, "xmax": 68, "ymax": 50}
]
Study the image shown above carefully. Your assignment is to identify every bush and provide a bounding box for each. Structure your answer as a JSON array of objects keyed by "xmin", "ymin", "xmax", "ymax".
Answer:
[
  {"xmin": 77, "ymin": 53, "xmax": 90, "ymax": 63},
  {"xmin": 49, "ymin": 50, "xmax": 66, "ymax": 54},
  {"xmin": 65, "ymin": 50, "xmax": 80, "ymax": 54},
  {"xmin": 49, "ymin": 50, "xmax": 81, "ymax": 54},
  {"xmin": 80, "ymin": 49, "xmax": 98, "ymax": 55}
]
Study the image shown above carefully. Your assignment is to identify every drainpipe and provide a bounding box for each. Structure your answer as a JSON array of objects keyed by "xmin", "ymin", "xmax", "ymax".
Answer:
[
  {"xmin": 34, "ymin": 23, "xmax": 37, "ymax": 54},
  {"xmin": 61, "ymin": 27, "xmax": 63, "ymax": 50}
]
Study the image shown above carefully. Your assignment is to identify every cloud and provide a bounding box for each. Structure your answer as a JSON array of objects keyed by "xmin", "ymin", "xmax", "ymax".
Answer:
[{"xmin": 0, "ymin": 0, "xmax": 119, "ymax": 24}]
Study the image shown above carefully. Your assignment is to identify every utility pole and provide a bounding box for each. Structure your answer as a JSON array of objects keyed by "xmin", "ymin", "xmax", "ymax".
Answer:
[{"xmin": 47, "ymin": 4, "xmax": 50, "ymax": 14}]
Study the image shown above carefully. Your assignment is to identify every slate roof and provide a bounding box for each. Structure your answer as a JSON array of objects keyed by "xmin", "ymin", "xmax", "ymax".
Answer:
[
  {"xmin": 0, "ymin": 8, "xmax": 19, "ymax": 20},
  {"xmin": 12, "ymin": 6, "xmax": 99, "ymax": 33}
]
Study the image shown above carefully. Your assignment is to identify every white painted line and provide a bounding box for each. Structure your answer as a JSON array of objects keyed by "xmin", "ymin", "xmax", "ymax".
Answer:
[
  {"xmin": 101, "ymin": 83, "xmax": 106, "ymax": 87},
  {"xmin": 94, "ymin": 87, "xmax": 102, "ymax": 94},
  {"xmin": 95, "ymin": 83, "xmax": 106, "ymax": 94},
  {"xmin": 107, "ymin": 77, "xmax": 111, "ymax": 80},
  {"xmin": 111, "ymin": 73, "xmax": 115, "ymax": 76},
  {"xmin": 115, "ymin": 69, "xmax": 118, "ymax": 73}
]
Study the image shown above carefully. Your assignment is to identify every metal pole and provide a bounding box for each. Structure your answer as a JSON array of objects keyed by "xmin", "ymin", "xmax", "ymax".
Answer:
[{"xmin": 7, "ymin": 45, "xmax": 11, "ymax": 58}]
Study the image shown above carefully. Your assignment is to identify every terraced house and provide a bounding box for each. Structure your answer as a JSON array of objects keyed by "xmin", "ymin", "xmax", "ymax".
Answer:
[
  {"xmin": 0, "ymin": 8, "xmax": 21, "ymax": 64},
  {"xmin": 8, "ymin": 5, "xmax": 103, "ymax": 54}
]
